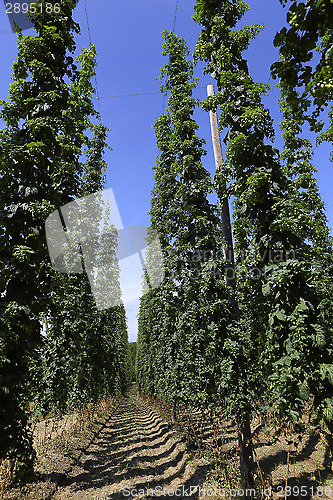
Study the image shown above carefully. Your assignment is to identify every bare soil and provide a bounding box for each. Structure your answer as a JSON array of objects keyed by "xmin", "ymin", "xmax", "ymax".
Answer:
[
  {"xmin": 51, "ymin": 385, "xmax": 209, "ymax": 499},
  {"xmin": 1, "ymin": 385, "xmax": 210, "ymax": 499},
  {"xmin": 2, "ymin": 385, "xmax": 333, "ymax": 499}
]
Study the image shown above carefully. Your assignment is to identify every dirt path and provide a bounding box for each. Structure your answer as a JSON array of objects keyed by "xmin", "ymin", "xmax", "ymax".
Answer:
[
  {"xmin": 52, "ymin": 385, "xmax": 208, "ymax": 499},
  {"xmin": 3, "ymin": 385, "xmax": 333, "ymax": 499}
]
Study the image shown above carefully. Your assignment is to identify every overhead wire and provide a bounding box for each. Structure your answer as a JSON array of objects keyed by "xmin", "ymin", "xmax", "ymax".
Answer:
[
  {"xmin": 92, "ymin": 86, "xmax": 207, "ymax": 100},
  {"xmin": 93, "ymin": 91, "xmax": 162, "ymax": 99},
  {"xmin": 172, "ymin": 0, "xmax": 179, "ymax": 33},
  {"xmin": 162, "ymin": 0, "xmax": 179, "ymax": 112},
  {"xmin": 84, "ymin": 0, "xmax": 100, "ymax": 114},
  {"xmin": 83, "ymin": 0, "xmax": 108, "ymax": 188}
]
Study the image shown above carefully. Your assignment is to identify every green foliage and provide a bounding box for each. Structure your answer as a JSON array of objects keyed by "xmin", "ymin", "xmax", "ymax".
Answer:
[
  {"xmin": 194, "ymin": 0, "xmax": 333, "ymax": 430},
  {"xmin": 272, "ymin": 0, "xmax": 333, "ymax": 150},
  {"xmin": 0, "ymin": 0, "xmax": 84, "ymax": 475},
  {"xmin": 129, "ymin": 342, "xmax": 137, "ymax": 382},
  {"xmin": 136, "ymin": 31, "xmax": 232, "ymax": 409},
  {"xmin": 0, "ymin": 0, "xmax": 131, "ymax": 475},
  {"xmin": 35, "ymin": 48, "xmax": 131, "ymax": 415},
  {"xmin": 271, "ymin": 0, "xmax": 333, "ymax": 429},
  {"xmin": 2, "ymin": 0, "xmax": 333, "ymax": 485}
]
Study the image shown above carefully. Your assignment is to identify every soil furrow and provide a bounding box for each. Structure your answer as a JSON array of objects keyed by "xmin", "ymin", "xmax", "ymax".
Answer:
[{"xmin": 52, "ymin": 386, "xmax": 207, "ymax": 499}]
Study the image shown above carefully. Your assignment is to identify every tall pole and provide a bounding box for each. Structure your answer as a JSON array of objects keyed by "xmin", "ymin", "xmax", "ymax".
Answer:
[
  {"xmin": 207, "ymin": 84, "xmax": 255, "ymax": 495},
  {"xmin": 207, "ymin": 84, "xmax": 235, "ymax": 289}
]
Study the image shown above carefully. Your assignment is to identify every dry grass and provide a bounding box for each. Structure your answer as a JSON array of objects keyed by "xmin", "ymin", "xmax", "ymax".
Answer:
[
  {"xmin": 1, "ymin": 395, "xmax": 123, "ymax": 500},
  {"xmin": 2, "ymin": 391, "xmax": 333, "ymax": 499},
  {"xmin": 34, "ymin": 398, "xmax": 118, "ymax": 457},
  {"xmin": 0, "ymin": 458, "xmax": 14, "ymax": 496}
]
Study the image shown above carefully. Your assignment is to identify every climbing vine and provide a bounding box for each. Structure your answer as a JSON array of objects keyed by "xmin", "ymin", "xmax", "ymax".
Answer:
[
  {"xmin": 136, "ymin": 31, "xmax": 232, "ymax": 409},
  {"xmin": 272, "ymin": 0, "xmax": 333, "ymax": 436},
  {"xmin": 193, "ymin": 0, "xmax": 333, "ymax": 474},
  {"xmin": 0, "ymin": 0, "xmax": 131, "ymax": 476}
]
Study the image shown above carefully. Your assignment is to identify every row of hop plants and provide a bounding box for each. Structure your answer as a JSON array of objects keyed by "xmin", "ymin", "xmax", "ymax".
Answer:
[
  {"xmin": 0, "ymin": 0, "xmax": 132, "ymax": 481},
  {"xmin": 136, "ymin": 0, "xmax": 333, "ymax": 492}
]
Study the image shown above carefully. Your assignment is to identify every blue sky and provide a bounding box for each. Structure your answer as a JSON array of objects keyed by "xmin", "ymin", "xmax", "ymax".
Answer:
[{"xmin": 1, "ymin": 0, "xmax": 332, "ymax": 341}]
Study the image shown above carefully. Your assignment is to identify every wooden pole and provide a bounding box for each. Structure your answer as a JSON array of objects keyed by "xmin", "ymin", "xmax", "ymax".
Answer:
[
  {"xmin": 207, "ymin": 84, "xmax": 255, "ymax": 496},
  {"xmin": 207, "ymin": 84, "xmax": 235, "ymax": 289}
]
